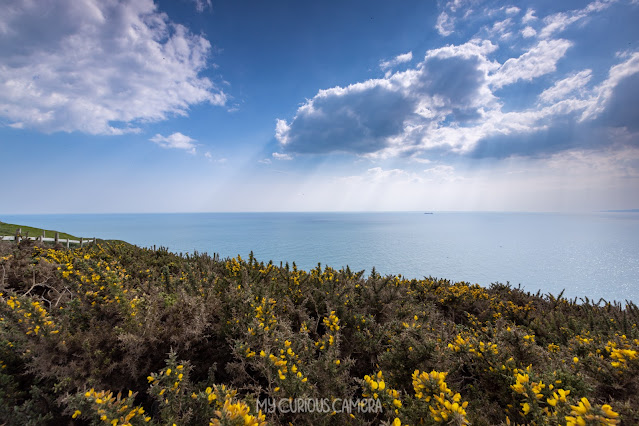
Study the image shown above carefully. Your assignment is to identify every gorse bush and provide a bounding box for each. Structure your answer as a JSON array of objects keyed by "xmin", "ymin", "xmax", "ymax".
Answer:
[{"xmin": 1, "ymin": 239, "xmax": 638, "ymax": 425}]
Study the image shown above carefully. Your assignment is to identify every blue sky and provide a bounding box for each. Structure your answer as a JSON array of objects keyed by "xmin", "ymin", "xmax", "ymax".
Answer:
[{"xmin": 1, "ymin": 0, "xmax": 638, "ymax": 213}]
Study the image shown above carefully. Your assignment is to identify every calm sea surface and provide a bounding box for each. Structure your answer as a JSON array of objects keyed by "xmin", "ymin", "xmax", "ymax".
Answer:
[{"xmin": 2, "ymin": 212, "xmax": 638, "ymax": 303}]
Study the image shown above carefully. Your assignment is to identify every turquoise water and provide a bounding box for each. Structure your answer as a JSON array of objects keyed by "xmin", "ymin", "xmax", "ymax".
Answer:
[{"xmin": 2, "ymin": 212, "xmax": 638, "ymax": 303}]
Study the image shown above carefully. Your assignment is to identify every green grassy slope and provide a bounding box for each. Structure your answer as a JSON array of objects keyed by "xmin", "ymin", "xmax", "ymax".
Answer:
[{"xmin": 0, "ymin": 220, "xmax": 80, "ymax": 240}]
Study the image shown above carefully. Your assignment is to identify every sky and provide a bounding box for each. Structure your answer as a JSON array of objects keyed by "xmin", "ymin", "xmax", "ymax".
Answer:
[{"xmin": 1, "ymin": 0, "xmax": 638, "ymax": 213}]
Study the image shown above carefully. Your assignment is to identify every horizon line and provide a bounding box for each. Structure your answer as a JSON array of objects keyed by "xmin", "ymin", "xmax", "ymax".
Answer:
[{"xmin": 3, "ymin": 209, "xmax": 638, "ymax": 216}]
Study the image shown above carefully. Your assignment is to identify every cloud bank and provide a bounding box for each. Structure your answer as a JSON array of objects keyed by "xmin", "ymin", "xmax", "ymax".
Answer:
[
  {"xmin": 275, "ymin": 1, "xmax": 639, "ymax": 161},
  {"xmin": 0, "ymin": 0, "xmax": 225, "ymax": 135}
]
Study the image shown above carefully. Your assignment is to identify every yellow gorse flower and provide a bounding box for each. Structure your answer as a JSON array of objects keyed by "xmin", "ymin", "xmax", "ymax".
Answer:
[
  {"xmin": 566, "ymin": 397, "xmax": 620, "ymax": 426},
  {"xmin": 411, "ymin": 370, "xmax": 469, "ymax": 424}
]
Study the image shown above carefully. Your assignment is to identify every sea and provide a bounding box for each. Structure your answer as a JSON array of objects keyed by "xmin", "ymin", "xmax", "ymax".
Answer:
[{"xmin": 2, "ymin": 212, "xmax": 638, "ymax": 303}]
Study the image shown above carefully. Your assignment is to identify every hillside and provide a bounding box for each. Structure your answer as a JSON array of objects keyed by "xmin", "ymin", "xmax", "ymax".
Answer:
[
  {"xmin": 1, "ymin": 238, "xmax": 637, "ymax": 425},
  {"xmin": 0, "ymin": 220, "xmax": 80, "ymax": 241}
]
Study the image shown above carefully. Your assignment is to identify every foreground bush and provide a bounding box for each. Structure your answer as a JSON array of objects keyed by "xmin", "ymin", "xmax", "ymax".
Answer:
[{"xmin": 0, "ymin": 240, "xmax": 638, "ymax": 425}]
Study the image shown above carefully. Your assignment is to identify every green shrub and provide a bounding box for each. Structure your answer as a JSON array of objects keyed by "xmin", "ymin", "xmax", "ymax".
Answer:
[{"xmin": 0, "ymin": 241, "xmax": 637, "ymax": 425}]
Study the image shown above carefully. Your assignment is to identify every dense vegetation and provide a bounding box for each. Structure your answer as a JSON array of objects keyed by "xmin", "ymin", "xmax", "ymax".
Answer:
[{"xmin": 1, "ymin": 238, "xmax": 638, "ymax": 425}]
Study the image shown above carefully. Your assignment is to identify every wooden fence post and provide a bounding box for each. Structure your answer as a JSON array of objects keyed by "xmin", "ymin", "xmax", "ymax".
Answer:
[
  {"xmin": 15, "ymin": 228, "xmax": 20, "ymax": 244},
  {"xmin": 66, "ymin": 238, "xmax": 70, "ymax": 248},
  {"xmin": 55, "ymin": 232, "xmax": 59, "ymax": 245},
  {"xmin": 42, "ymin": 230, "xmax": 46, "ymax": 242},
  {"xmin": 80, "ymin": 237, "xmax": 84, "ymax": 247}
]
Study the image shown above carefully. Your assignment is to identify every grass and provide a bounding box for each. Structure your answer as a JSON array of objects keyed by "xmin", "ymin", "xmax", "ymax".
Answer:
[
  {"xmin": 1, "ymin": 228, "xmax": 638, "ymax": 425},
  {"xmin": 0, "ymin": 220, "xmax": 80, "ymax": 241}
]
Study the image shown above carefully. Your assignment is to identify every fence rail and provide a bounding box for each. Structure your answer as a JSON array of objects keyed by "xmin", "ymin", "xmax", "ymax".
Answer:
[{"xmin": 0, "ymin": 228, "xmax": 95, "ymax": 248}]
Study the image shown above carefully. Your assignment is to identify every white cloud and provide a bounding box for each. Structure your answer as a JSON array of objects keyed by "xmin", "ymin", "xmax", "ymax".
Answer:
[
  {"xmin": 275, "ymin": 39, "xmax": 500, "ymax": 156},
  {"xmin": 445, "ymin": 0, "xmax": 465, "ymax": 13},
  {"xmin": 202, "ymin": 151, "xmax": 227, "ymax": 163},
  {"xmin": 581, "ymin": 52, "xmax": 639, "ymax": 121},
  {"xmin": 539, "ymin": 70, "xmax": 592, "ymax": 104},
  {"xmin": 424, "ymin": 38, "xmax": 499, "ymax": 61},
  {"xmin": 488, "ymin": 18, "xmax": 514, "ymax": 40},
  {"xmin": 410, "ymin": 157, "xmax": 432, "ymax": 164},
  {"xmin": 539, "ymin": 0, "xmax": 616, "ymax": 39},
  {"xmin": 540, "ymin": 13, "xmax": 582, "ymax": 39},
  {"xmin": 505, "ymin": 6, "xmax": 520, "ymax": 15},
  {"xmin": 367, "ymin": 167, "xmax": 419, "ymax": 183},
  {"xmin": 491, "ymin": 18, "xmax": 510, "ymax": 32},
  {"xmin": 435, "ymin": 12, "xmax": 455, "ymax": 36},
  {"xmin": 275, "ymin": 119, "xmax": 290, "ymax": 145},
  {"xmin": 150, "ymin": 132, "xmax": 197, "ymax": 154},
  {"xmin": 490, "ymin": 39, "xmax": 573, "ymax": 89},
  {"xmin": 380, "ymin": 52, "xmax": 413, "ymax": 71},
  {"xmin": 521, "ymin": 26, "xmax": 537, "ymax": 38},
  {"xmin": 276, "ymin": 7, "xmax": 639, "ymax": 162},
  {"xmin": 192, "ymin": 0, "xmax": 212, "ymax": 12},
  {"xmin": 0, "ymin": 0, "xmax": 225, "ymax": 135},
  {"xmin": 338, "ymin": 164, "xmax": 463, "ymax": 186},
  {"xmin": 522, "ymin": 8, "xmax": 537, "ymax": 24},
  {"xmin": 274, "ymin": 76, "xmax": 413, "ymax": 154},
  {"xmin": 272, "ymin": 152, "xmax": 293, "ymax": 160},
  {"xmin": 435, "ymin": 3, "xmax": 536, "ymax": 43},
  {"xmin": 423, "ymin": 165, "xmax": 462, "ymax": 182},
  {"xmin": 544, "ymin": 145, "xmax": 639, "ymax": 179}
]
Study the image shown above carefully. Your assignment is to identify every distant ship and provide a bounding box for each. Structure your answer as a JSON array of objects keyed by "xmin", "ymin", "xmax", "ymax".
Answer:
[{"xmin": 424, "ymin": 212, "xmax": 434, "ymax": 214}]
